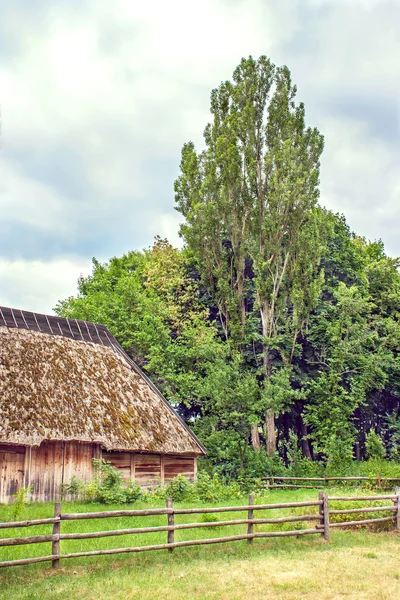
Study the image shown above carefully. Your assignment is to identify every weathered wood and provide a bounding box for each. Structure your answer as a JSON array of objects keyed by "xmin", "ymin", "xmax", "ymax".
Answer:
[
  {"xmin": 327, "ymin": 516, "xmax": 394, "ymax": 528},
  {"xmin": 395, "ymin": 487, "xmax": 400, "ymax": 531},
  {"xmin": 0, "ymin": 528, "xmax": 322, "ymax": 568},
  {"xmin": 0, "ymin": 554, "xmax": 59, "ymax": 568},
  {"xmin": 60, "ymin": 501, "xmax": 321, "ymax": 521},
  {"xmin": 0, "ymin": 534, "xmax": 55, "ymax": 547},
  {"xmin": 267, "ymin": 484, "xmax": 319, "ymax": 489},
  {"xmin": 174, "ymin": 501, "xmax": 321, "ymax": 515},
  {"xmin": 0, "ymin": 517, "xmax": 60, "ymax": 530},
  {"xmin": 328, "ymin": 495, "xmax": 397, "ymax": 502},
  {"xmin": 61, "ymin": 508, "xmax": 173, "ymax": 520},
  {"xmin": 329, "ymin": 506, "xmax": 396, "ymax": 515},
  {"xmin": 247, "ymin": 493, "xmax": 254, "ymax": 544},
  {"xmin": 0, "ymin": 447, "xmax": 25, "ymax": 503},
  {"xmin": 267, "ymin": 476, "xmax": 400, "ymax": 482},
  {"xmin": 318, "ymin": 491, "xmax": 330, "ymax": 542},
  {"xmin": 268, "ymin": 477, "xmax": 329, "ymax": 481},
  {"xmin": 166, "ymin": 497, "xmax": 174, "ymax": 552},
  {"xmin": 160, "ymin": 455, "xmax": 164, "ymax": 486},
  {"xmin": 52, "ymin": 502, "xmax": 61, "ymax": 569},
  {"xmin": 27, "ymin": 441, "xmax": 94, "ymax": 503},
  {"xmin": 58, "ymin": 514, "xmax": 322, "ymax": 541}
]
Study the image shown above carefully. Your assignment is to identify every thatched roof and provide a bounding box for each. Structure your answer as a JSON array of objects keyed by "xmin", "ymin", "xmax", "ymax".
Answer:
[{"xmin": 0, "ymin": 307, "xmax": 205, "ymax": 455}]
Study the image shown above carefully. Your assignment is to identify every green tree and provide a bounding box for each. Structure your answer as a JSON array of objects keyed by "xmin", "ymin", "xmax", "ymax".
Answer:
[
  {"xmin": 56, "ymin": 239, "xmax": 222, "ymax": 414},
  {"xmin": 175, "ymin": 55, "xmax": 326, "ymax": 454}
]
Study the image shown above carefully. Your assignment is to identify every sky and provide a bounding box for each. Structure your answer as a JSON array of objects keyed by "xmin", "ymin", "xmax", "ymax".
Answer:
[{"xmin": 0, "ymin": 0, "xmax": 399, "ymax": 314}]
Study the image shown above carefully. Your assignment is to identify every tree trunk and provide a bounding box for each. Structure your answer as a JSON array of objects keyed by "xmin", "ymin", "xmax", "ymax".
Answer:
[
  {"xmin": 354, "ymin": 440, "xmax": 361, "ymax": 461},
  {"xmin": 260, "ymin": 313, "xmax": 277, "ymax": 456},
  {"xmin": 265, "ymin": 410, "xmax": 276, "ymax": 456},
  {"xmin": 251, "ymin": 425, "xmax": 261, "ymax": 452},
  {"xmin": 300, "ymin": 418, "xmax": 312, "ymax": 460}
]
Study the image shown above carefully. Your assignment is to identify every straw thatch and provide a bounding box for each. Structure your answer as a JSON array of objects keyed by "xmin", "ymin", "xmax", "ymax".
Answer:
[{"xmin": 0, "ymin": 325, "xmax": 205, "ymax": 456}]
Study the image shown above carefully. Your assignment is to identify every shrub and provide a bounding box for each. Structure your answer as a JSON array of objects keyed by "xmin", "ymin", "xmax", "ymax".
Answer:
[
  {"xmin": 11, "ymin": 486, "xmax": 33, "ymax": 521},
  {"xmin": 193, "ymin": 472, "xmax": 241, "ymax": 502},
  {"xmin": 124, "ymin": 480, "xmax": 143, "ymax": 503},
  {"xmin": 365, "ymin": 431, "xmax": 386, "ymax": 460},
  {"xmin": 324, "ymin": 433, "xmax": 355, "ymax": 475},
  {"xmin": 61, "ymin": 475, "xmax": 82, "ymax": 498},
  {"xmin": 199, "ymin": 513, "xmax": 219, "ymax": 528},
  {"xmin": 243, "ymin": 449, "xmax": 286, "ymax": 479},
  {"xmin": 62, "ymin": 458, "xmax": 143, "ymax": 504},
  {"xmin": 165, "ymin": 474, "xmax": 192, "ymax": 502},
  {"xmin": 284, "ymin": 432, "xmax": 324, "ymax": 478}
]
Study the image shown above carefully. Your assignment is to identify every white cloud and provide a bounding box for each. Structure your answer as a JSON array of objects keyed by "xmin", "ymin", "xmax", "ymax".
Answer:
[
  {"xmin": 0, "ymin": 0, "xmax": 399, "ymax": 313},
  {"xmin": 320, "ymin": 116, "xmax": 400, "ymax": 255},
  {"xmin": 0, "ymin": 159, "xmax": 71, "ymax": 232},
  {"xmin": 0, "ymin": 257, "xmax": 92, "ymax": 314}
]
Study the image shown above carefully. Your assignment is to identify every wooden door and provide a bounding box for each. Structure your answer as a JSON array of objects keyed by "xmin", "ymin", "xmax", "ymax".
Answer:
[{"xmin": 0, "ymin": 447, "xmax": 25, "ymax": 503}]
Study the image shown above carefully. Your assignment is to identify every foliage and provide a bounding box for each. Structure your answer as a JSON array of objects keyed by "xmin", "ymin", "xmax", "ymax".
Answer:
[
  {"xmin": 164, "ymin": 474, "xmax": 192, "ymax": 502},
  {"xmin": 284, "ymin": 432, "xmax": 323, "ymax": 477},
  {"xmin": 175, "ymin": 55, "xmax": 328, "ymax": 455},
  {"xmin": 55, "ymin": 55, "xmax": 400, "ymax": 476},
  {"xmin": 365, "ymin": 432, "xmax": 386, "ymax": 460},
  {"xmin": 10, "ymin": 486, "xmax": 33, "ymax": 521},
  {"xmin": 61, "ymin": 459, "xmax": 143, "ymax": 505},
  {"xmin": 385, "ymin": 411, "xmax": 400, "ymax": 461}
]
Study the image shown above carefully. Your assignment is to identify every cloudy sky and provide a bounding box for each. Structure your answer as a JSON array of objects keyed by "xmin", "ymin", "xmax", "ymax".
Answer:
[{"xmin": 0, "ymin": 0, "xmax": 399, "ymax": 314}]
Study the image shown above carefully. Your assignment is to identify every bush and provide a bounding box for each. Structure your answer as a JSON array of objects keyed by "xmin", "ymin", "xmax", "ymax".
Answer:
[
  {"xmin": 243, "ymin": 449, "xmax": 286, "ymax": 479},
  {"xmin": 11, "ymin": 486, "xmax": 32, "ymax": 521},
  {"xmin": 193, "ymin": 472, "xmax": 242, "ymax": 502},
  {"xmin": 284, "ymin": 432, "xmax": 324, "ymax": 478},
  {"xmin": 365, "ymin": 431, "xmax": 386, "ymax": 460},
  {"xmin": 165, "ymin": 474, "xmax": 192, "ymax": 502},
  {"xmin": 62, "ymin": 458, "xmax": 144, "ymax": 504},
  {"xmin": 199, "ymin": 513, "xmax": 219, "ymax": 528},
  {"xmin": 61, "ymin": 475, "xmax": 82, "ymax": 498},
  {"xmin": 324, "ymin": 433, "xmax": 355, "ymax": 474}
]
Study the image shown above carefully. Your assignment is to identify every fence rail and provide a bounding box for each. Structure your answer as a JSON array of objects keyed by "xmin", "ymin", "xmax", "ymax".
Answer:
[
  {"xmin": 0, "ymin": 490, "xmax": 399, "ymax": 569},
  {"xmin": 262, "ymin": 476, "xmax": 400, "ymax": 490}
]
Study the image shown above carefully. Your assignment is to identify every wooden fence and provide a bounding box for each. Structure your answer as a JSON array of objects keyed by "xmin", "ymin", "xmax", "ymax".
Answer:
[
  {"xmin": 0, "ymin": 491, "xmax": 399, "ymax": 569},
  {"xmin": 262, "ymin": 476, "xmax": 400, "ymax": 489}
]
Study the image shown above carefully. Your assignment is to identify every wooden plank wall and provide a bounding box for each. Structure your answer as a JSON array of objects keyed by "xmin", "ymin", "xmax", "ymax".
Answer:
[
  {"xmin": 1, "ymin": 444, "xmax": 197, "ymax": 502},
  {"xmin": 29, "ymin": 441, "xmax": 64, "ymax": 502},
  {"xmin": 0, "ymin": 445, "xmax": 25, "ymax": 504},
  {"xmin": 135, "ymin": 454, "xmax": 162, "ymax": 486},
  {"xmin": 29, "ymin": 442, "xmax": 96, "ymax": 502},
  {"xmin": 102, "ymin": 451, "xmax": 196, "ymax": 487},
  {"xmin": 1, "ymin": 442, "xmax": 96, "ymax": 503},
  {"xmin": 164, "ymin": 456, "xmax": 196, "ymax": 483}
]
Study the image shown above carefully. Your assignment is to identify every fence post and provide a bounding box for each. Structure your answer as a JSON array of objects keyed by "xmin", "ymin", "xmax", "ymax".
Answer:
[
  {"xmin": 52, "ymin": 502, "xmax": 61, "ymax": 569},
  {"xmin": 166, "ymin": 497, "xmax": 174, "ymax": 552},
  {"xmin": 395, "ymin": 487, "xmax": 400, "ymax": 531},
  {"xmin": 247, "ymin": 493, "xmax": 254, "ymax": 544},
  {"xmin": 318, "ymin": 491, "xmax": 330, "ymax": 542}
]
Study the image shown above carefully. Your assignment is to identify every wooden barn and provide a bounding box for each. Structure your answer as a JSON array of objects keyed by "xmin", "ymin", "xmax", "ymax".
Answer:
[{"xmin": 0, "ymin": 306, "xmax": 206, "ymax": 503}]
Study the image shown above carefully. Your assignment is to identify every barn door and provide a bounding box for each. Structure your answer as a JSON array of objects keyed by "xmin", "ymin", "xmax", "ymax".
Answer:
[{"xmin": 0, "ymin": 448, "xmax": 25, "ymax": 503}]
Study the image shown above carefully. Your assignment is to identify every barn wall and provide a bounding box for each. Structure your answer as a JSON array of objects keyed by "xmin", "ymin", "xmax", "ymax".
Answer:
[
  {"xmin": 101, "ymin": 450, "xmax": 197, "ymax": 487},
  {"xmin": 0, "ymin": 442, "xmax": 97, "ymax": 503},
  {"xmin": 29, "ymin": 441, "xmax": 96, "ymax": 502},
  {"xmin": 1, "ymin": 444, "xmax": 198, "ymax": 503},
  {"xmin": 0, "ymin": 445, "xmax": 25, "ymax": 504}
]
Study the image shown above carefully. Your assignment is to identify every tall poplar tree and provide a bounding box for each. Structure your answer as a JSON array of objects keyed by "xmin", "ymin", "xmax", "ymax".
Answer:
[{"xmin": 175, "ymin": 56, "xmax": 326, "ymax": 455}]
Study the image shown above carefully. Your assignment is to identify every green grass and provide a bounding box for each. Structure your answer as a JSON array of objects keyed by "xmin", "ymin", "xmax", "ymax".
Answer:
[{"xmin": 0, "ymin": 488, "xmax": 399, "ymax": 599}]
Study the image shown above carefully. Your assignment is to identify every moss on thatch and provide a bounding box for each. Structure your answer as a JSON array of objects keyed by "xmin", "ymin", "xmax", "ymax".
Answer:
[{"xmin": 0, "ymin": 328, "xmax": 204, "ymax": 455}]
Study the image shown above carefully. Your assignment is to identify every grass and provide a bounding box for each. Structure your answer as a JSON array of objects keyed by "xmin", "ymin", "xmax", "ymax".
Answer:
[{"xmin": 0, "ymin": 488, "xmax": 399, "ymax": 599}]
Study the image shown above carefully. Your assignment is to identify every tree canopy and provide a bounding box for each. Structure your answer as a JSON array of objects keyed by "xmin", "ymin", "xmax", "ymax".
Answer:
[{"xmin": 56, "ymin": 55, "xmax": 400, "ymax": 477}]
